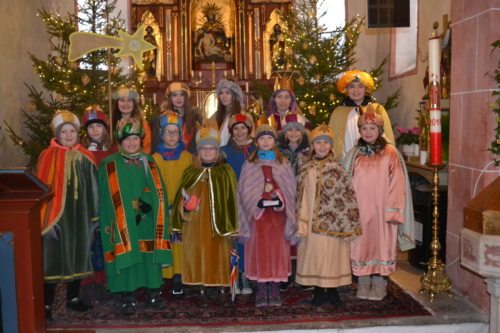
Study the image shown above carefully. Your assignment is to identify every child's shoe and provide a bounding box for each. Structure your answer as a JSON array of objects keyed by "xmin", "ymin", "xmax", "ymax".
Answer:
[
  {"xmin": 356, "ymin": 276, "xmax": 371, "ymax": 299},
  {"xmin": 255, "ymin": 282, "xmax": 267, "ymax": 307},
  {"xmin": 327, "ymin": 287, "xmax": 341, "ymax": 306},
  {"xmin": 268, "ymin": 282, "xmax": 282, "ymax": 306},
  {"xmin": 311, "ymin": 287, "xmax": 325, "ymax": 306},
  {"xmin": 368, "ymin": 276, "xmax": 387, "ymax": 301}
]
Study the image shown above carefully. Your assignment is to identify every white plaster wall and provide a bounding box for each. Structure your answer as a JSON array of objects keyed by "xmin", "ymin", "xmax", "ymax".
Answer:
[
  {"xmin": 346, "ymin": 0, "xmax": 451, "ymax": 130},
  {"xmin": 0, "ymin": 0, "xmax": 57, "ymax": 168}
]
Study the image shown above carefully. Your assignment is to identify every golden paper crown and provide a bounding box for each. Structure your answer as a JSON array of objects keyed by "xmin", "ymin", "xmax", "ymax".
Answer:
[
  {"xmin": 274, "ymin": 76, "xmax": 293, "ymax": 91},
  {"xmin": 196, "ymin": 121, "xmax": 220, "ymax": 148},
  {"xmin": 309, "ymin": 124, "xmax": 334, "ymax": 144},
  {"xmin": 51, "ymin": 110, "xmax": 80, "ymax": 134},
  {"xmin": 115, "ymin": 118, "xmax": 144, "ymax": 142},
  {"xmin": 358, "ymin": 103, "xmax": 384, "ymax": 127},
  {"xmin": 113, "ymin": 87, "xmax": 140, "ymax": 102},
  {"xmin": 165, "ymin": 82, "xmax": 191, "ymax": 98}
]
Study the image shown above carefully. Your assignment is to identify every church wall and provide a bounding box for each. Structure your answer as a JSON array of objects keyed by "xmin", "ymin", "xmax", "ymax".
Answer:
[
  {"xmin": 446, "ymin": 0, "xmax": 499, "ymax": 312},
  {"xmin": 346, "ymin": 0, "xmax": 451, "ymax": 130},
  {"xmin": 0, "ymin": 0, "xmax": 54, "ymax": 168},
  {"xmin": 347, "ymin": 0, "xmax": 499, "ymax": 312}
]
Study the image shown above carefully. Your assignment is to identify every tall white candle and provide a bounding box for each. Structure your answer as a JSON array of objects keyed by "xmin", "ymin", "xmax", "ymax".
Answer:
[
  {"xmin": 428, "ymin": 37, "xmax": 441, "ymax": 82},
  {"xmin": 428, "ymin": 36, "xmax": 442, "ymax": 165}
]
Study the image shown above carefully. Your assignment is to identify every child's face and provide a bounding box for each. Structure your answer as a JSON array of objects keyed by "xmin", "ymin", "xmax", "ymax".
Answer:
[
  {"xmin": 118, "ymin": 97, "xmax": 134, "ymax": 117},
  {"xmin": 121, "ymin": 135, "xmax": 141, "ymax": 154},
  {"xmin": 359, "ymin": 124, "xmax": 380, "ymax": 144},
  {"xmin": 312, "ymin": 139, "xmax": 331, "ymax": 158},
  {"xmin": 257, "ymin": 135, "xmax": 275, "ymax": 151},
  {"xmin": 346, "ymin": 82, "xmax": 366, "ymax": 105},
  {"xmin": 285, "ymin": 127, "xmax": 302, "ymax": 144},
  {"xmin": 274, "ymin": 91, "xmax": 292, "ymax": 113},
  {"xmin": 219, "ymin": 89, "xmax": 234, "ymax": 107},
  {"xmin": 232, "ymin": 123, "xmax": 249, "ymax": 144},
  {"xmin": 87, "ymin": 123, "xmax": 105, "ymax": 143},
  {"xmin": 162, "ymin": 124, "xmax": 180, "ymax": 148},
  {"xmin": 58, "ymin": 123, "xmax": 78, "ymax": 147},
  {"xmin": 170, "ymin": 91, "xmax": 185, "ymax": 109},
  {"xmin": 199, "ymin": 145, "xmax": 218, "ymax": 163}
]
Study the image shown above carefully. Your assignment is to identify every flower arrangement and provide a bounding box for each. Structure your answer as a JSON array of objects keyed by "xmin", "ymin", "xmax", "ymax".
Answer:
[{"xmin": 395, "ymin": 126, "xmax": 420, "ymax": 145}]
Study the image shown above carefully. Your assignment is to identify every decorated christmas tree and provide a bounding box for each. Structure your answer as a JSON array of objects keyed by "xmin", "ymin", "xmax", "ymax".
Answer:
[
  {"xmin": 4, "ymin": 0, "xmax": 141, "ymax": 167},
  {"xmin": 276, "ymin": 0, "xmax": 399, "ymax": 126}
]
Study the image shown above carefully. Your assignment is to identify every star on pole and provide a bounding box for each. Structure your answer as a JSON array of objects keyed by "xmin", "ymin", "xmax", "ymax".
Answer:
[
  {"xmin": 115, "ymin": 25, "xmax": 156, "ymax": 68},
  {"xmin": 68, "ymin": 24, "xmax": 156, "ymax": 70}
]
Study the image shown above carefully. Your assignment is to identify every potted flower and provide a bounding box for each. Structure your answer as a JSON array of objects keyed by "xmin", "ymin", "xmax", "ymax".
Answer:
[{"xmin": 395, "ymin": 126, "xmax": 420, "ymax": 156}]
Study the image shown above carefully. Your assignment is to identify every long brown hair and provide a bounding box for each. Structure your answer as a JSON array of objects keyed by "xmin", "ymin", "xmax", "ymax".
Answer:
[
  {"xmin": 112, "ymin": 98, "xmax": 143, "ymax": 131},
  {"xmin": 215, "ymin": 92, "xmax": 241, "ymax": 128},
  {"xmin": 162, "ymin": 90, "xmax": 199, "ymax": 136},
  {"xmin": 81, "ymin": 125, "xmax": 113, "ymax": 150}
]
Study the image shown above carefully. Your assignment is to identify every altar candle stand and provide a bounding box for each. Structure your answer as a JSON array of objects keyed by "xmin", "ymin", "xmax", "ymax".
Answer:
[{"xmin": 420, "ymin": 32, "xmax": 452, "ymax": 301}]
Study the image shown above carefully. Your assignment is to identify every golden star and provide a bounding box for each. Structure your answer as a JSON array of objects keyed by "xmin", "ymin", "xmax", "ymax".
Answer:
[{"xmin": 116, "ymin": 25, "xmax": 156, "ymax": 69}]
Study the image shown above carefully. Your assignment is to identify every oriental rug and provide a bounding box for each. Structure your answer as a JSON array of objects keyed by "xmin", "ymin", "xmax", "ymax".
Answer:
[{"xmin": 47, "ymin": 279, "xmax": 430, "ymax": 330}]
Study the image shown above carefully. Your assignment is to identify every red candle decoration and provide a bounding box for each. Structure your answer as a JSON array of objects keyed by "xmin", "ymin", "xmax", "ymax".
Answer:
[{"xmin": 428, "ymin": 36, "xmax": 442, "ymax": 165}]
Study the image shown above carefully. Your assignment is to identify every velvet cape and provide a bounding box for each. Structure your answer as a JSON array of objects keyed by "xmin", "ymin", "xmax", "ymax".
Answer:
[{"xmin": 171, "ymin": 163, "xmax": 238, "ymax": 237}]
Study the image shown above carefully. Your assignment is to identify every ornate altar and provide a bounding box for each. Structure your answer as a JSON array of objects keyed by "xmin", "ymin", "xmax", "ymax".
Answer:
[{"xmin": 130, "ymin": 0, "xmax": 292, "ymax": 118}]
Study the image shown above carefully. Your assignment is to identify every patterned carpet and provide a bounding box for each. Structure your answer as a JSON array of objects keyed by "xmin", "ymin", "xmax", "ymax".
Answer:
[{"xmin": 47, "ymin": 279, "xmax": 430, "ymax": 330}]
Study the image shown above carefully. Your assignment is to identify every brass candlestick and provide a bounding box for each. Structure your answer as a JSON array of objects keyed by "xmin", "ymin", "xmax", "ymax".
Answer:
[{"xmin": 420, "ymin": 164, "xmax": 452, "ymax": 301}]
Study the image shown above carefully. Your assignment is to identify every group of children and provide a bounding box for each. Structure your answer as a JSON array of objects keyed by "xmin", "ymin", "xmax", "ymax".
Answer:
[{"xmin": 37, "ymin": 70, "xmax": 413, "ymax": 320}]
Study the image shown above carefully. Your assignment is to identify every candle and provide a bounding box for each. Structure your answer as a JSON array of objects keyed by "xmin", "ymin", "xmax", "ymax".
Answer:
[
  {"xmin": 245, "ymin": 82, "xmax": 249, "ymax": 93},
  {"xmin": 231, "ymin": 69, "xmax": 235, "ymax": 77},
  {"xmin": 428, "ymin": 36, "xmax": 442, "ymax": 165},
  {"xmin": 224, "ymin": 70, "xmax": 227, "ymax": 78},
  {"xmin": 153, "ymin": 93, "xmax": 157, "ymax": 105},
  {"xmin": 191, "ymin": 70, "xmax": 194, "ymax": 78},
  {"xmin": 428, "ymin": 37, "xmax": 441, "ymax": 81}
]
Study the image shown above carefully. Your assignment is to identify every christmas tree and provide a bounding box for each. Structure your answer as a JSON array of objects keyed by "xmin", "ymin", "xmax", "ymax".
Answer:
[
  {"xmin": 276, "ymin": 0, "xmax": 399, "ymax": 126},
  {"xmin": 4, "ymin": 0, "xmax": 141, "ymax": 167}
]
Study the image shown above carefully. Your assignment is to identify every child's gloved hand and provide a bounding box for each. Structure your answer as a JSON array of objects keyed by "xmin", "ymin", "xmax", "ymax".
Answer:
[{"xmin": 182, "ymin": 188, "xmax": 200, "ymax": 211}]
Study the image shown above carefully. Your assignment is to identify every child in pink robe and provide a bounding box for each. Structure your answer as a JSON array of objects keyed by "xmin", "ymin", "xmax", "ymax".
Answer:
[
  {"xmin": 343, "ymin": 104, "xmax": 407, "ymax": 301},
  {"xmin": 238, "ymin": 124, "xmax": 297, "ymax": 307}
]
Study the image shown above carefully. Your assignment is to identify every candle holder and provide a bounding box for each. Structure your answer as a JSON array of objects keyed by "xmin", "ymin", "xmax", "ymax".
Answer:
[
  {"xmin": 211, "ymin": 61, "xmax": 216, "ymax": 88},
  {"xmin": 192, "ymin": 72, "xmax": 202, "ymax": 108},
  {"xmin": 420, "ymin": 163, "xmax": 452, "ymax": 301}
]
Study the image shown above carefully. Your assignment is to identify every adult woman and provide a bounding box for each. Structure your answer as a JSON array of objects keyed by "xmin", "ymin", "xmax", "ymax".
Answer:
[{"xmin": 211, "ymin": 79, "xmax": 244, "ymax": 146}]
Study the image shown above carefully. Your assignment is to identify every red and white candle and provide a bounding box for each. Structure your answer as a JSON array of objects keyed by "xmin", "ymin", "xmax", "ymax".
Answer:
[{"xmin": 428, "ymin": 36, "xmax": 442, "ymax": 165}]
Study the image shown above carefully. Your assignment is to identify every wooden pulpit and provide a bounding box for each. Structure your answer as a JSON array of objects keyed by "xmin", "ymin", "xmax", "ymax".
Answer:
[{"xmin": 0, "ymin": 168, "xmax": 51, "ymax": 333}]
